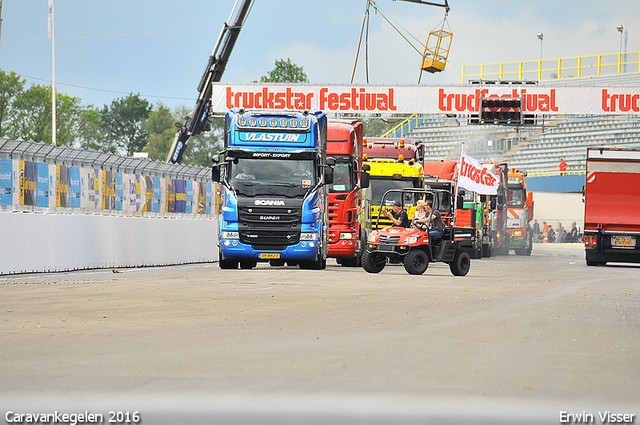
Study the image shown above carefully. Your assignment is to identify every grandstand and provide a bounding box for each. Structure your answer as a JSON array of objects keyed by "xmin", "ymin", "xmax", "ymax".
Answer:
[{"xmin": 384, "ymin": 52, "xmax": 640, "ymax": 177}]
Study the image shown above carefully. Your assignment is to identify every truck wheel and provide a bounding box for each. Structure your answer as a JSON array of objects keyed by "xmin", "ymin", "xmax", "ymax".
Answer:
[
  {"xmin": 403, "ymin": 249, "xmax": 429, "ymax": 275},
  {"xmin": 219, "ymin": 259, "xmax": 238, "ymax": 269},
  {"xmin": 299, "ymin": 255, "xmax": 326, "ymax": 270},
  {"xmin": 361, "ymin": 250, "xmax": 386, "ymax": 274},
  {"xmin": 449, "ymin": 251, "xmax": 471, "ymax": 276},
  {"xmin": 525, "ymin": 232, "xmax": 533, "ymax": 256},
  {"xmin": 239, "ymin": 260, "xmax": 256, "ymax": 269}
]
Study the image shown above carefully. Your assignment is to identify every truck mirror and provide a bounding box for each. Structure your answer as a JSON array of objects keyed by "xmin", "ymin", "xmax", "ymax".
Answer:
[
  {"xmin": 325, "ymin": 166, "xmax": 334, "ymax": 185},
  {"xmin": 457, "ymin": 194, "xmax": 464, "ymax": 210},
  {"xmin": 326, "ymin": 157, "xmax": 336, "ymax": 166},
  {"xmin": 211, "ymin": 164, "xmax": 220, "ymax": 182},
  {"xmin": 497, "ymin": 192, "xmax": 505, "ymax": 208},
  {"xmin": 360, "ymin": 171, "xmax": 370, "ymax": 189},
  {"xmin": 362, "ymin": 163, "xmax": 371, "ymax": 172},
  {"xmin": 490, "ymin": 197, "xmax": 496, "ymax": 210},
  {"xmin": 212, "ymin": 154, "xmax": 220, "ymax": 164}
]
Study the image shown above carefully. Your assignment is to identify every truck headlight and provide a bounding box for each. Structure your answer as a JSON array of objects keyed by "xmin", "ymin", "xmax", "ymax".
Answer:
[
  {"xmin": 221, "ymin": 231, "xmax": 239, "ymax": 239},
  {"xmin": 339, "ymin": 232, "xmax": 355, "ymax": 240},
  {"xmin": 300, "ymin": 232, "xmax": 318, "ymax": 241}
]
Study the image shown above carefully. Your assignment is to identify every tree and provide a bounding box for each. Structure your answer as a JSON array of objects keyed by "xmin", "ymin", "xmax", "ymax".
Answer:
[
  {"xmin": 181, "ymin": 117, "xmax": 225, "ymax": 167},
  {"xmin": 101, "ymin": 94, "xmax": 151, "ymax": 156},
  {"xmin": 0, "ymin": 70, "xmax": 25, "ymax": 136},
  {"xmin": 143, "ymin": 103, "xmax": 177, "ymax": 161},
  {"xmin": 78, "ymin": 106, "xmax": 108, "ymax": 152},
  {"xmin": 260, "ymin": 58, "xmax": 309, "ymax": 83},
  {"xmin": 9, "ymin": 84, "xmax": 51, "ymax": 143}
]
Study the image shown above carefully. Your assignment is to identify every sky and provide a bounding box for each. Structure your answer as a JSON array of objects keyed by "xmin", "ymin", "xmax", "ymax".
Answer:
[{"xmin": 1, "ymin": 0, "xmax": 639, "ymax": 111}]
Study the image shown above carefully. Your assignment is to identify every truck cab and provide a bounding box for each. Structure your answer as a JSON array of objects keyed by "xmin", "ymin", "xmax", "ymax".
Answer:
[
  {"xmin": 213, "ymin": 109, "xmax": 331, "ymax": 270},
  {"xmin": 327, "ymin": 119, "xmax": 370, "ymax": 267},
  {"xmin": 363, "ymin": 137, "xmax": 424, "ymax": 229}
]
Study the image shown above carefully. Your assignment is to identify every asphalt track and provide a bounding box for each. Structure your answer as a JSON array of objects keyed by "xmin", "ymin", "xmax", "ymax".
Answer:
[{"xmin": 1, "ymin": 243, "xmax": 638, "ymax": 424}]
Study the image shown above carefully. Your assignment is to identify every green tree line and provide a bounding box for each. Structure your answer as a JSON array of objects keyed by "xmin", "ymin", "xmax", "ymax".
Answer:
[{"xmin": 1, "ymin": 59, "xmax": 396, "ymax": 167}]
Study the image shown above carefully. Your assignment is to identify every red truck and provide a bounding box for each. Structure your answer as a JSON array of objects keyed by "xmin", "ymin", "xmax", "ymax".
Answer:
[
  {"xmin": 326, "ymin": 119, "xmax": 370, "ymax": 267},
  {"xmin": 584, "ymin": 147, "xmax": 640, "ymax": 266}
]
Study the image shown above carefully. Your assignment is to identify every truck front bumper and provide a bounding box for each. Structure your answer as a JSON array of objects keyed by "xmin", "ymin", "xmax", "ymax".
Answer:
[{"xmin": 220, "ymin": 239, "xmax": 321, "ymax": 262}]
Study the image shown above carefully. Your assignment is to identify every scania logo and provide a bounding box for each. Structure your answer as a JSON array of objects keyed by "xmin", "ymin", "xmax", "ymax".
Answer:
[
  {"xmin": 254, "ymin": 200, "xmax": 285, "ymax": 206},
  {"xmin": 260, "ymin": 216, "xmax": 281, "ymax": 221}
]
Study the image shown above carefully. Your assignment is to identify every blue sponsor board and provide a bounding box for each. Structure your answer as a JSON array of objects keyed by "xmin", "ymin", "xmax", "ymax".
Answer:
[
  {"xmin": 186, "ymin": 180, "xmax": 193, "ymax": 214},
  {"xmin": 37, "ymin": 163, "xmax": 50, "ymax": 207},
  {"xmin": 206, "ymin": 183, "xmax": 212, "ymax": 214},
  {"xmin": 175, "ymin": 179, "xmax": 186, "ymax": 213},
  {"xmin": 0, "ymin": 159, "xmax": 12, "ymax": 206},
  {"xmin": 115, "ymin": 173, "xmax": 124, "ymax": 211},
  {"xmin": 153, "ymin": 177, "xmax": 161, "ymax": 213},
  {"xmin": 70, "ymin": 167, "xmax": 81, "ymax": 208}
]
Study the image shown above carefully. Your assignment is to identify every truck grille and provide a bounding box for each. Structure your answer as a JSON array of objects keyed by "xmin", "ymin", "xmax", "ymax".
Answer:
[{"xmin": 238, "ymin": 204, "xmax": 302, "ymax": 246}]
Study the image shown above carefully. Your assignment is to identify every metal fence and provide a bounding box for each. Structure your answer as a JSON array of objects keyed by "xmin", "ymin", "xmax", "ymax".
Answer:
[{"xmin": 0, "ymin": 137, "xmax": 216, "ymax": 216}]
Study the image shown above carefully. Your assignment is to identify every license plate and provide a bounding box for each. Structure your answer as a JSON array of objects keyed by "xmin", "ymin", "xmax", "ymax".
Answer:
[
  {"xmin": 611, "ymin": 235, "xmax": 636, "ymax": 248},
  {"xmin": 259, "ymin": 253, "xmax": 280, "ymax": 259}
]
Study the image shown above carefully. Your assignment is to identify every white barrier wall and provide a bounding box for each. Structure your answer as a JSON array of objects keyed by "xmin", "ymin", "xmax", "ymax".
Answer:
[{"xmin": 0, "ymin": 212, "xmax": 218, "ymax": 275}]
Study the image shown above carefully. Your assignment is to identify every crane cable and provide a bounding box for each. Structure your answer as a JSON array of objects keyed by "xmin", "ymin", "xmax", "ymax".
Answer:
[
  {"xmin": 351, "ymin": 0, "xmax": 371, "ymax": 84},
  {"xmin": 352, "ymin": 0, "xmax": 433, "ymax": 84}
]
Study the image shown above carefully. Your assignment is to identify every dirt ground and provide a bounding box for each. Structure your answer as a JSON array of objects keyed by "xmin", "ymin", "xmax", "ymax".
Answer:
[{"xmin": 1, "ymin": 243, "xmax": 638, "ymax": 424}]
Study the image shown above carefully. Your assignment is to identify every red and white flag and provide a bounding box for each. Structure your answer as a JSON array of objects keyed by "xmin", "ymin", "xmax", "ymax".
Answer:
[{"xmin": 458, "ymin": 149, "xmax": 499, "ymax": 195}]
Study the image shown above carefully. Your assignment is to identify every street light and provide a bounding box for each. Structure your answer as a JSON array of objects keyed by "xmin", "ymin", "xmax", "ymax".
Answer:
[
  {"xmin": 617, "ymin": 25, "xmax": 624, "ymax": 73},
  {"xmin": 537, "ymin": 33, "xmax": 544, "ymax": 61},
  {"xmin": 617, "ymin": 25, "xmax": 624, "ymax": 52}
]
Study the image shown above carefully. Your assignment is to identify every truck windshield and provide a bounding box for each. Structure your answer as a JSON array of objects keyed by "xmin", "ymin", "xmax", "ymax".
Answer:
[
  {"xmin": 508, "ymin": 187, "xmax": 524, "ymax": 207},
  {"xmin": 329, "ymin": 162, "xmax": 354, "ymax": 193},
  {"xmin": 230, "ymin": 158, "xmax": 316, "ymax": 198},
  {"xmin": 371, "ymin": 179, "xmax": 418, "ymax": 206}
]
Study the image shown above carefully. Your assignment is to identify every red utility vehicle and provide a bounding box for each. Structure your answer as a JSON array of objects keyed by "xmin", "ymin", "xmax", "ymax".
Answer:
[{"xmin": 362, "ymin": 188, "xmax": 474, "ymax": 276}]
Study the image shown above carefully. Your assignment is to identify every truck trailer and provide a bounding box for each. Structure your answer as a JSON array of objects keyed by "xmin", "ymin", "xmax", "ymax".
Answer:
[{"xmin": 584, "ymin": 147, "xmax": 640, "ymax": 266}]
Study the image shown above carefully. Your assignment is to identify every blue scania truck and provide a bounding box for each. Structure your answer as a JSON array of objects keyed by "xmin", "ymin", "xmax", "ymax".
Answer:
[{"xmin": 212, "ymin": 108, "xmax": 333, "ymax": 270}]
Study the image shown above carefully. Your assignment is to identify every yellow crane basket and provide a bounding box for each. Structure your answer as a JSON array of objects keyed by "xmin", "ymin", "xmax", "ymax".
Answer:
[{"xmin": 420, "ymin": 13, "xmax": 452, "ymax": 73}]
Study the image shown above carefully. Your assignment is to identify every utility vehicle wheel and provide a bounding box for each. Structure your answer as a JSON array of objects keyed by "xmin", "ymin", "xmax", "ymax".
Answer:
[
  {"xmin": 449, "ymin": 251, "xmax": 471, "ymax": 276},
  {"xmin": 361, "ymin": 250, "xmax": 386, "ymax": 274},
  {"xmin": 403, "ymin": 249, "xmax": 429, "ymax": 275}
]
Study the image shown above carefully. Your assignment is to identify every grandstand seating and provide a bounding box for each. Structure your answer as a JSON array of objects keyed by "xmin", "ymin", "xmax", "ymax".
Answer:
[{"xmin": 394, "ymin": 114, "xmax": 640, "ymax": 174}]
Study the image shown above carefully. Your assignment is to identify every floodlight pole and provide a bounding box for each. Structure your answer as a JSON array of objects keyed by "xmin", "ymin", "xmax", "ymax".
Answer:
[
  {"xmin": 50, "ymin": 0, "xmax": 57, "ymax": 146},
  {"xmin": 0, "ymin": 0, "xmax": 4, "ymax": 57}
]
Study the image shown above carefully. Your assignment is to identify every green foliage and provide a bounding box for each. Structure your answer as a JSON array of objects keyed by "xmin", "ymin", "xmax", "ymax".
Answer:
[
  {"xmin": 0, "ymin": 71, "xmax": 25, "ymax": 135},
  {"xmin": 101, "ymin": 93, "xmax": 151, "ymax": 156},
  {"xmin": 143, "ymin": 103, "xmax": 176, "ymax": 161},
  {"xmin": 361, "ymin": 116, "xmax": 403, "ymax": 137},
  {"xmin": 10, "ymin": 84, "xmax": 53, "ymax": 143},
  {"xmin": 260, "ymin": 58, "xmax": 309, "ymax": 83}
]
